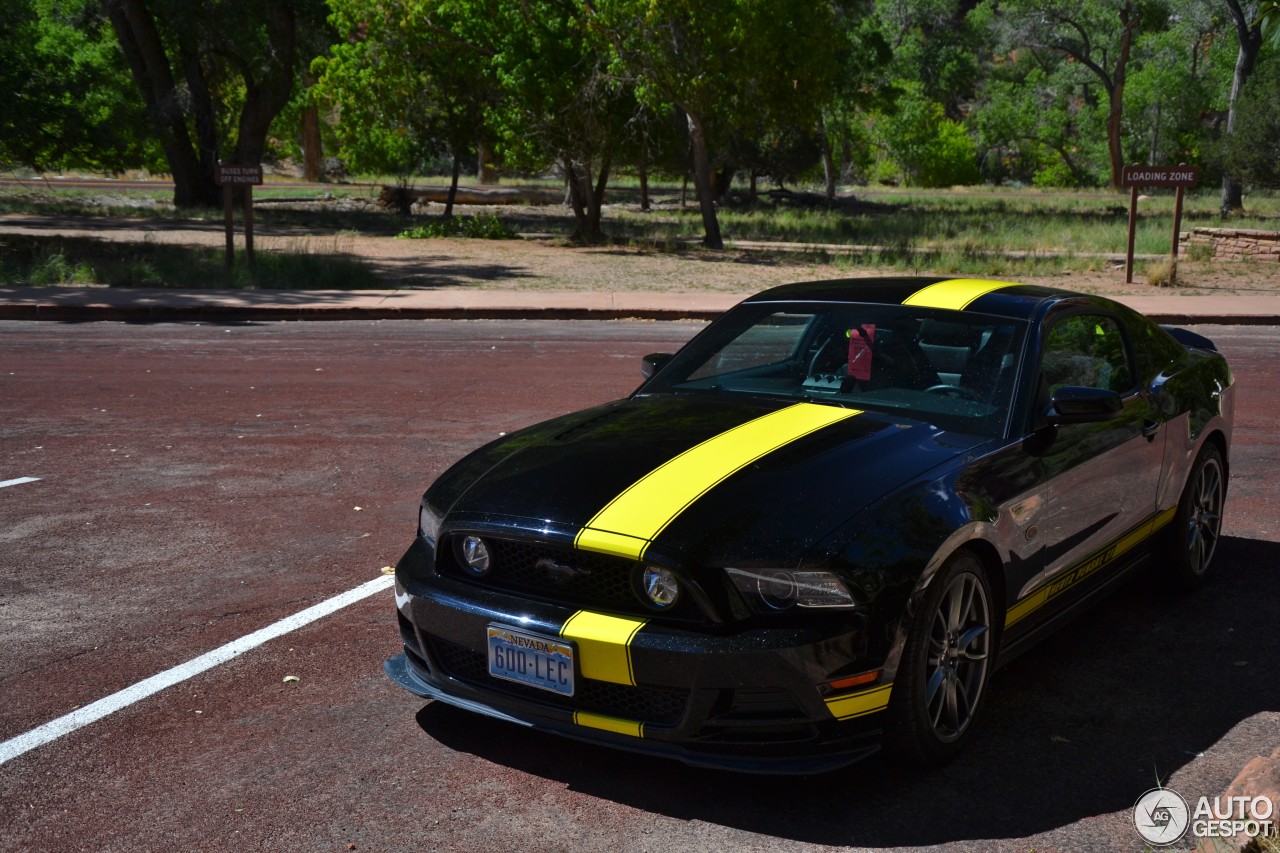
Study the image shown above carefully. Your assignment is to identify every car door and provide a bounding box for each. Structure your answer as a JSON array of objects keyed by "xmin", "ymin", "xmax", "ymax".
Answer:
[{"xmin": 1005, "ymin": 311, "xmax": 1166, "ymax": 630}]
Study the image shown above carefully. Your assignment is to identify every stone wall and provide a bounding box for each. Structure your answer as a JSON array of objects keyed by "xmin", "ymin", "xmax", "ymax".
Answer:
[{"xmin": 1180, "ymin": 227, "xmax": 1280, "ymax": 261}]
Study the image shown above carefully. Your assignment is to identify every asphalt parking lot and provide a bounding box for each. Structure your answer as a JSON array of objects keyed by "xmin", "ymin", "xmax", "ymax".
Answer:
[{"xmin": 1, "ymin": 319, "xmax": 1277, "ymax": 852}]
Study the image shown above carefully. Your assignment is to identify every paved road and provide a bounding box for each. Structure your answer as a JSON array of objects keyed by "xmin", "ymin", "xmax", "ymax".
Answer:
[{"xmin": 1, "ymin": 320, "xmax": 1276, "ymax": 852}]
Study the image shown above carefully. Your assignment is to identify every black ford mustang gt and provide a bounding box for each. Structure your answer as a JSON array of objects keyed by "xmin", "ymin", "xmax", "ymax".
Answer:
[{"xmin": 386, "ymin": 277, "xmax": 1234, "ymax": 773}]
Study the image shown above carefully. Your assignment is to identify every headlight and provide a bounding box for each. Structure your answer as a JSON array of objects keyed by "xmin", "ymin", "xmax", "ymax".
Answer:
[
  {"xmin": 726, "ymin": 568, "xmax": 856, "ymax": 611},
  {"xmin": 418, "ymin": 503, "xmax": 443, "ymax": 545}
]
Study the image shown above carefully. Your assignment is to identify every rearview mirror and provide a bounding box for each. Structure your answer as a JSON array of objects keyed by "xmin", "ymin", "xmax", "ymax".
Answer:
[
  {"xmin": 1043, "ymin": 386, "xmax": 1124, "ymax": 424},
  {"xmin": 641, "ymin": 353, "xmax": 673, "ymax": 379}
]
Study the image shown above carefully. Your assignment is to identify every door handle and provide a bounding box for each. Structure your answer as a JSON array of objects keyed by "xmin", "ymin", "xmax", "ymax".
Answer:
[{"xmin": 1142, "ymin": 419, "xmax": 1160, "ymax": 439}]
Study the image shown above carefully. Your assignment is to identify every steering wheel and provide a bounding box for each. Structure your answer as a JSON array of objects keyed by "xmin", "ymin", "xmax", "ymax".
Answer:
[{"xmin": 925, "ymin": 383, "xmax": 981, "ymax": 401}]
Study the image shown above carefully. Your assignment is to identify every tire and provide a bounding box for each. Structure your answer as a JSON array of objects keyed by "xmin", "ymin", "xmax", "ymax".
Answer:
[
  {"xmin": 886, "ymin": 550, "xmax": 995, "ymax": 766},
  {"xmin": 1164, "ymin": 443, "xmax": 1226, "ymax": 590}
]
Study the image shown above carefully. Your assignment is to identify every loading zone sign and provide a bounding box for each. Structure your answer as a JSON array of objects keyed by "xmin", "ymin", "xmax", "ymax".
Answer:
[{"xmin": 1122, "ymin": 165, "xmax": 1199, "ymax": 188}]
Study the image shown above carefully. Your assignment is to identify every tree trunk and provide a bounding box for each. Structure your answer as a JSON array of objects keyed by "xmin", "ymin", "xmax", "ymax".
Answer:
[
  {"xmin": 686, "ymin": 112, "xmax": 723, "ymax": 249},
  {"xmin": 444, "ymin": 152, "xmax": 461, "ymax": 219},
  {"xmin": 564, "ymin": 154, "xmax": 609, "ymax": 243},
  {"xmin": 103, "ymin": 0, "xmax": 216, "ymax": 207},
  {"xmin": 1221, "ymin": 0, "xmax": 1263, "ymax": 214},
  {"xmin": 232, "ymin": 1, "xmax": 296, "ymax": 172},
  {"xmin": 638, "ymin": 159, "xmax": 650, "ymax": 212},
  {"xmin": 301, "ymin": 72, "xmax": 323, "ymax": 182},
  {"xmin": 1105, "ymin": 8, "xmax": 1137, "ymax": 191},
  {"xmin": 584, "ymin": 150, "xmax": 611, "ymax": 242},
  {"xmin": 564, "ymin": 159, "xmax": 589, "ymax": 238},
  {"xmin": 819, "ymin": 116, "xmax": 837, "ymax": 201},
  {"xmin": 478, "ymin": 138, "xmax": 499, "ymax": 184}
]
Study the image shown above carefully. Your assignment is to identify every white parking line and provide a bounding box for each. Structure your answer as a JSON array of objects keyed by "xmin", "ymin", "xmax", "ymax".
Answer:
[
  {"xmin": 0, "ymin": 477, "xmax": 41, "ymax": 489},
  {"xmin": 0, "ymin": 573, "xmax": 395, "ymax": 766}
]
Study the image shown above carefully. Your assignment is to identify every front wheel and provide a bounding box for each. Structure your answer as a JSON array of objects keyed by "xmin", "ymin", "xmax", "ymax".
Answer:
[
  {"xmin": 1164, "ymin": 443, "xmax": 1226, "ymax": 590},
  {"xmin": 886, "ymin": 551, "xmax": 995, "ymax": 765}
]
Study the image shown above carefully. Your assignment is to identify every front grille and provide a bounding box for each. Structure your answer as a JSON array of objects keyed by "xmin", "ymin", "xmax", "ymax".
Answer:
[
  {"xmin": 428, "ymin": 636, "xmax": 688, "ymax": 726},
  {"xmin": 440, "ymin": 536, "xmax": 702, "ymax": 620}
]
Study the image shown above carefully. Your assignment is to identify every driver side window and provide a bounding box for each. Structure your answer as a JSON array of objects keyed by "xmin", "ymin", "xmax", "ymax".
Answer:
[{"xmin": 1041, "ymin": 314, "xmax": 1133, "ymax": 394}]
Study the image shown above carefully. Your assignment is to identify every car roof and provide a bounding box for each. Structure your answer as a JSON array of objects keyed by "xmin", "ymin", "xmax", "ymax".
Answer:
[{"xmin": 742, "ymin": 277, "xmax": 1084, "ymax": 322}]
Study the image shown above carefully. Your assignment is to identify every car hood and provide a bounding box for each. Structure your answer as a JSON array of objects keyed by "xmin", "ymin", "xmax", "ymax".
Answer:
[{"xmin": 431, "ymin": 394, "xmax": 985, "ymax": 566}]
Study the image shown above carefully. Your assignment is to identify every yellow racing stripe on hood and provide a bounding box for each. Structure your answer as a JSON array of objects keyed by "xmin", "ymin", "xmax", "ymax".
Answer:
[
  {"xmin": 575, "ymin": 403, "xmax": 860, "ymax": 561},
  {"xmin": 903, "ymin": 278, "xmax": 1012, "ymax": 311}
]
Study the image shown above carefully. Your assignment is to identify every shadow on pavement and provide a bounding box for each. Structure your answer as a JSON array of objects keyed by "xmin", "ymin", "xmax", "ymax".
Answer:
[{"xmin": 416, "ymin": 534, "xmax": 1280, "ymax": 847}]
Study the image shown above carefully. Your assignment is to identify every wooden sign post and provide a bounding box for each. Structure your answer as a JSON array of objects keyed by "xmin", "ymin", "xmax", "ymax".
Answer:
[
  {"xmin": 1121, "ymin": 163, "xmax": 1199, "ymax": 284},
  {"xmin": 214, "ymin": 164, "xmax": 264, "ymax": 269}
]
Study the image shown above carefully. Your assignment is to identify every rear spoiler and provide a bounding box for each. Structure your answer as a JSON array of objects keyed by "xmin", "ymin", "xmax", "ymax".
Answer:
[{"xmin": 1161, "ymin": 325, "xmax": 1218, "ymax": 352}]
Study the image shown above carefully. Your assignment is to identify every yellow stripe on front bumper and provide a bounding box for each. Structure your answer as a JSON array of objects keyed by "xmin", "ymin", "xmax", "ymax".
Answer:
[
  {"xmin": 824, "ymin": 683, "xmax": 894, "ymax": 720},
  {"xmin": 573, "ymin": 711, "xmax": 644, "ymax": 738},
  {"xmin": 903, "ymin": 278, "xmax": 1012, "ymax": 311},
  {"xmin": 574, "ymin": 403, "xmax": 859, "ymax": 561},
  {"xmin": 560, "ymin": 610, "xmax": 647, "ymax": 686}
]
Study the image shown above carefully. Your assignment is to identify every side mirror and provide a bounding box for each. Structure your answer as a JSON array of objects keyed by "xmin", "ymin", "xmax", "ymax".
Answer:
[
  {"xmin": 1043, "ymin": 386, "xmax": 1124, "ymax": 424},
  {"xmin": 641, "ymin": 353, "xmax": 673, "ymax": 380}
]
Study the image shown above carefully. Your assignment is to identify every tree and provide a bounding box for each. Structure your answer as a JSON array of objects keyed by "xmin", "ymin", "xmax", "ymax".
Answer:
[
  {"xmin": 1219, "ymin": 52, "xmax": 1280, "ymax": 186},
  {"xmin": 1216, "ymin": 0, "xmax": 1265, "ymax": 212},
  {"xmin": 480, "ymin": 0, "xmax": 639, "ymax": 242},
  {"xmin": 314, "ymin": 0, "xmax": 491, "ymax": 217},
  {"xmin": 584, "ymin": 0, "xmax": 846, "ymax": 248},
  {"xmin": 983, "ymin": 0, "xmax": 1170, "ymax": 190},
  {"xmin": 102, "ymin": 0, "xmax": 324, "ymax": 207},
  {"xmin": 1, "ymin": 0, "xmax": 155, "ymax": 172}
]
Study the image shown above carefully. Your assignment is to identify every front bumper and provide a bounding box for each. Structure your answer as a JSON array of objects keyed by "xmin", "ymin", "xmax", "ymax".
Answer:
[{"xmin": 388, "ymin": 538, "xmax": 892, "ymax": 774}]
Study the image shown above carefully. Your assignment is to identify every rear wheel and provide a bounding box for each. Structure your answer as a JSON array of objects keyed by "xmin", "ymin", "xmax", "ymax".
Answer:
[
  {"xmin": 1165, "ymin": 443, "xmax": 1225, "ymax": 590},
  {"xmin": 886, "ymin": 551, "xmax": 994, "ymax": 765}
]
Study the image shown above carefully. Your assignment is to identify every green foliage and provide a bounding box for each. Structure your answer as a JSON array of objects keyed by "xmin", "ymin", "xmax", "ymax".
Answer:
[
  {"xmin": 396, "ymin": 215, "xmax": 517, "ymax": 239},
  {"xmin": 0, "ymin": 234, "xmax": 381, "ymax": 289},
  {"xmin": 873, "ymin": 86, "xmax": 981, "ymax": 187},
  {"xmin": 0, "ymin": 0, "xmax": 157, "ymax": 172},
  {"xmin": 1220, "ymin": 54, "xmax": 1280, "ymax": 188}
]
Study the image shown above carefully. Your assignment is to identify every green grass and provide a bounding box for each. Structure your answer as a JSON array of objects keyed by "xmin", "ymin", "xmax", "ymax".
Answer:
[
  {"xmin": 0, "ymin": 234, "xmax": 382, "ymax": 289},
  {"xmin": 397, "ymin": 213, "xmax": 517, "ymax": 239},
  {"xmin": 2, "ymin": 178, "xmax": 1276, "ymax": 282}
]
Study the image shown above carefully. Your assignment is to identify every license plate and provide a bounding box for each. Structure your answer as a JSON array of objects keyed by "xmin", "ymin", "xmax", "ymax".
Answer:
[{"xmin": 487, "ymin": 625, "xmax": 575, "ymax": 696}]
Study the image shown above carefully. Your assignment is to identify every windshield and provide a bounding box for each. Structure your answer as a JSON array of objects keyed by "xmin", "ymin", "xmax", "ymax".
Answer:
[{"xmin": 644, "ymin": 303, "xmax": 1028, "ymax": 438}]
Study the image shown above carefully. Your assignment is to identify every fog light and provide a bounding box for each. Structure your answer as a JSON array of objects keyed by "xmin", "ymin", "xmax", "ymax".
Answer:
[
  {"xmin": 641, "ymin": 566, "xmax": 679, "ymax": 609},
  {"xmin": 458, "ymin": 535, "xmax": 490, "ymax": 576}
]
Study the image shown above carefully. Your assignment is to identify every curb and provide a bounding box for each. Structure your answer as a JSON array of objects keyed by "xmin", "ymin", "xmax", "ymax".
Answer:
[{"xmin": 0, "ymin": 303, "xmax": 727, "ymax": 323}]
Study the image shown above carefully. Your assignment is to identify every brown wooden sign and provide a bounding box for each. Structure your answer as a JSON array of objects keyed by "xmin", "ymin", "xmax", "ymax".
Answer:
[
  {"xmin": 216, "ymin": 163, "xmax": 262, "ymax": 269},
  {"xmin": 1123, "ymin": 162, "xmax": 1197, "ymax": 284},
  {"xmin": 1122, "ymin": 165, "xmax": 1199, "ymax": 188},
  {"xmin": 215, "ymin": 164, "xmax": 263, "ymax": 186}
]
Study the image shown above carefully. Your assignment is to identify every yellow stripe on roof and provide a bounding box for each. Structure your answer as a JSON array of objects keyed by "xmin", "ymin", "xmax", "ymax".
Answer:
[
  {"xmin": 902, "ymin": 279, "xmax": 1012, "ymax": 311},
  {"xmin": 574, "ymin": 403, "xmax": 859, "ymax": 561}
]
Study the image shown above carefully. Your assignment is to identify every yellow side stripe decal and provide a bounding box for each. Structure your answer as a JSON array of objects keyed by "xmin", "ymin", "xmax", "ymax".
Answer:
[
  {"xmin": 1005, "ymin": 504, "xmax": 1179, "ymax": 628},
  {"xmin": 824, "ymin": 683, "xmax": 894, "ymax": 720},
  {"xmin": 573, "ymin": 711, "xmax": 644, "ymax": 738},
  {"xmin": 560, "ymin": 610, "xmax": 647, "ymax": 686},
  {"xmin": 903, "ymin": 278, "xmax": 1012, "ymax": 311},
  {"xmin": 574, "ymin": 403, "xmax": 860, "ymax": 561}
]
